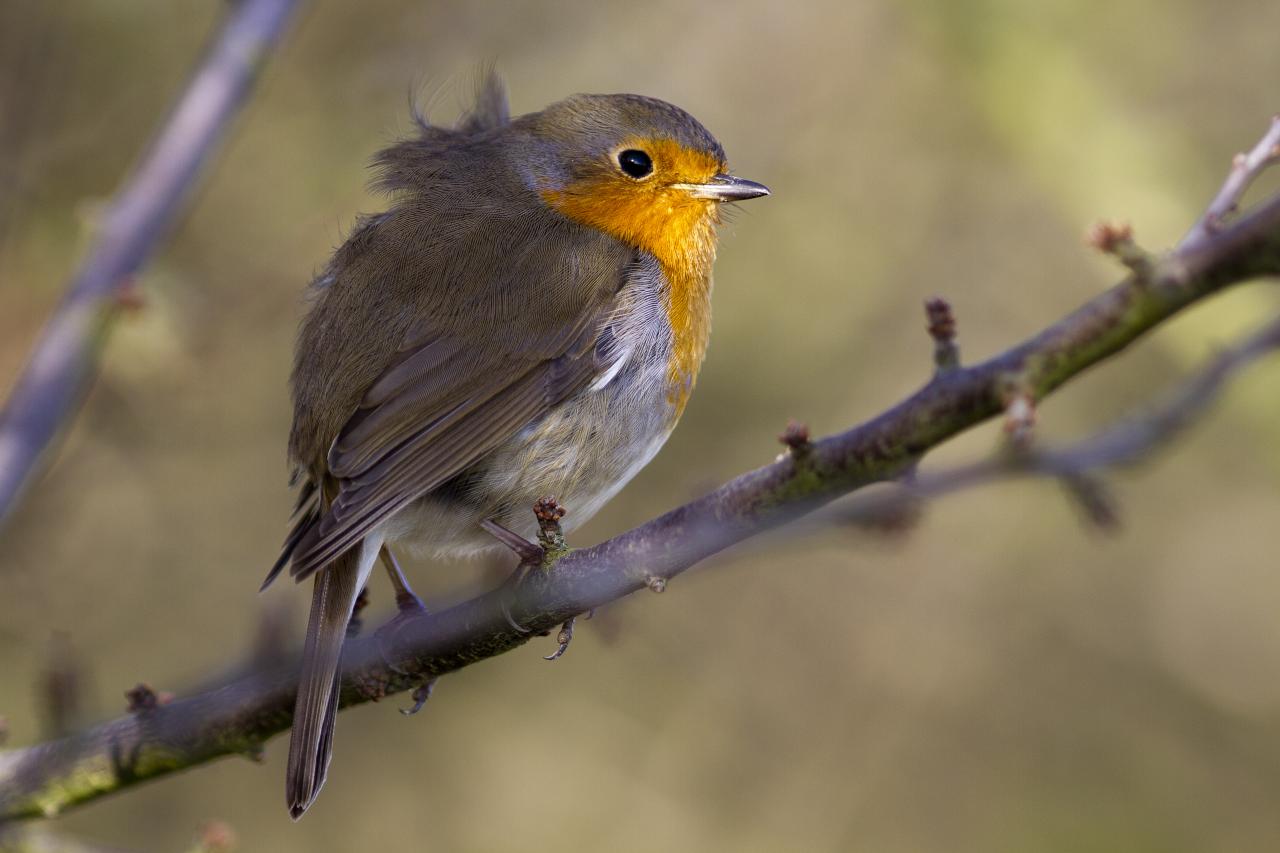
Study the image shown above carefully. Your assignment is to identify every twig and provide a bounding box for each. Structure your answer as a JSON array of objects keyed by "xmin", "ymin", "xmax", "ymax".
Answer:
[
  {"xmin": 0, "ymin": 826, "xmax": 144, "ymax": 853},
  {"xmin": 778, "ymin": 419, "xmax": 812, "ymax": 457},
  {"xmin": 0, "ymin": 0, "xmax": 300, "ymax": 529},
  {"xmin": 1181, "ymin": 114, "xmax": 1280, "ymax": 251},
  {"xmin": 828, "ymin": 310, "xmax": 1280, "ymax": 527},
  {"xmin": 1, "ymin": 117, "xmax": 1279, "ymax": 823},
  {"xmin": 1086, "ymin": 220, "xmax": 1155, "ymax": 281},
  {"xmin": 924, "ymin": 297, "xmax": 960, "ymax": 372},
  {"xmin": 38, "ymin": 633, "xmax": 84, "ymax": 740}
]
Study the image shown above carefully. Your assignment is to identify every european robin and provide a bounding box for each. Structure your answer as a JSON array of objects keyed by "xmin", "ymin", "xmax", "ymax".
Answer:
[{"xmin": 261, "ymin": 74, "xmax": 768, "ymax": 819}]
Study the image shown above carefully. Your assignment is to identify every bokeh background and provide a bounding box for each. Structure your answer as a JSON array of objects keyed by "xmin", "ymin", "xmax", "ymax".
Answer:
[{"xmin": 3, "ymin": 1, "xmax": 1280, "ymax": 850}]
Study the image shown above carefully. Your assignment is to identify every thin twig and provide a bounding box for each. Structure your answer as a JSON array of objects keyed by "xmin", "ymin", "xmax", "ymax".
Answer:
[
  {"xmin": 924, "ymin": 297, "xmax": 960, "ymax": 372},
  {"xmin": 1181, "ymin": 114, "xmax": 1280, "ymax": 251},
  {"xmin": 0, "ymin": 0, "xmax": 300, "ymax": 529},
  {"xmin": 0, "ymin": 825, "xmax": 146, "ymax": 853},
  {"xmin": 828, "ymin": 310, "xmax": 1280, "ymax": 527}
]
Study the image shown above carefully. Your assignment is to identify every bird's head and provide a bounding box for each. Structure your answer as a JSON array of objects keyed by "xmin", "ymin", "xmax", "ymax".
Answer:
[{"xmin": 524, "ymin": 94, "xmax": 769, "ymax": 273}]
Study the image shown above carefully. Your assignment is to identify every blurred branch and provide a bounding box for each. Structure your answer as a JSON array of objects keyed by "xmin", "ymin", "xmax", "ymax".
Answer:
[
  {"xmin": 825, "ymin": 308, "xmax": 1280, "ymax": 531},
  {"xmin": 38, "ymin": 634, "xmax": 86, "ymax": 740},
  {"xmin": 0, "ymin": 819, "xmax": 233, "ymax": 853},
  {"xmin": 0, "ymin": 827, "xmax": 142, "ymax": 853},
  {"xmin": 2, "ymin": 119, "xmax": 1280, "ymax": 823},
  {"xmin": 0, "ymin": 0, "xmax": 300, "ymax": 529},
  {"xmin": 1181, "ymin": 114, "xmax": 1280, "ymax": 252}
]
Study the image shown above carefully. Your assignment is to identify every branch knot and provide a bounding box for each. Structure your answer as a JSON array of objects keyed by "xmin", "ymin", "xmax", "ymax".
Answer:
[
  {"xmin": 124, "ymin": 683, "xmax": 172, "ymax": 714},
  {"xmin": 778, "ymin": 419, "xmax": 812, "ymax": 459}
]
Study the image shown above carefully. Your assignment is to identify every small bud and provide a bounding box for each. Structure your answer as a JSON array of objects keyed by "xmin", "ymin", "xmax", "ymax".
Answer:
[
  {"xmin": 533, "ymin": 496, "xmax": 567, "ymax": 554},
  {"xmin": 1086, "ymin": 220, "xmax": 1152, "ymax": 280},
  {"xmin": 534, "ymin": 496, "xmax": 566, "ymax": 524},
  {"xmin": 778, "ymin": 419, "xmax": 811, "ymax": 455},
  {"xmin": 1085, "ymin": 220, "xmax": 1133, "ymax": 254},
  {"xmin": 125, "ymin": 682, "xmax": 171, "ymax": 712},
  {"xmin": 197, "ymin": 820, "xmax": 239, "ymax": 853},
  {"xmin": 924, "ymin": 297, "xmax": 956, "ymax": 343},
  {"xmin": 924, "ymin": 297, "xmax": 960, "ymax": 371},
  {"xmin": 1003, "ymin": 394, "xmax": 1036, "ymax": 449}
]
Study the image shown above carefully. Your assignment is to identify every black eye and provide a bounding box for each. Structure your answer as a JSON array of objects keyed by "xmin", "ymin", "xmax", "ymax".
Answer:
[{"xmin": 617, "ymin": 149, "xmax": 653, "ymax": 179}]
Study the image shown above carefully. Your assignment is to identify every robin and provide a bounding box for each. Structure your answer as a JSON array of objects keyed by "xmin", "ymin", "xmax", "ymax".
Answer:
[{"xmin": 261, "ymin": 73, "xmax": 768, "ymax": 819}]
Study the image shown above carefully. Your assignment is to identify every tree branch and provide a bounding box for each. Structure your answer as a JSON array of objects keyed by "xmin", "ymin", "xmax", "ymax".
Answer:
[
  {"xmin": 822, "ymin": 307, "xmax": 1280, "ymax": 531},
  {"xmin": 0, "ymin": 0, "xmax": 300, "ymax": 529},
  {"xmin": 1181, "ymin": 114, "xmax": 1280, "ymax": 252},
  {"xmin": 2, "ymin": 117, "xmax": 1279, "ymax": 822}
]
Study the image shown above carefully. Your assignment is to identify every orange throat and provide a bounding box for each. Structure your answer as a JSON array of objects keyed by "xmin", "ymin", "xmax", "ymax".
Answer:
[
  {"xmin": 546, "ymin": 191, "xmax": 718, "ymax": 417},
  {"xmin": 541, "ymin": 143, "xmax": 723, "ymax": 418},
  {"xmin": 655, "ymin": 236, "xmax": 715, "ymax": 418}
]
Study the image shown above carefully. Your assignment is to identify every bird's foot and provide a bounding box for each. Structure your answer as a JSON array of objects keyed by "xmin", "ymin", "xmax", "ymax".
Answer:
[
  {"xmin": 543, "ymin": 615, "xmax": 578, "ymax": 661},
  {"xmin": 380, "ymin": 589, "xmax": 429, "ymax": 637},
  {"xmin": 371, "ymin": 605, "xmax": 440, "ymax": 715},
  {"xmin": 483, "ymin": 497, "xmax": 576, "ymax": 651},
  {"xmin": 480, "ymin": 518, "xmax": 542, "ymax": 634},
  {"xmin": 380, "ymin": 545, "xmax": 428, "ymax": 617},
  {"xmin": 498, "ymin": 563, "xmax": 534, "ymax": 634},
  {"xmin": 394, "ymin": 588, "xmax": 428, "ymax": 616},
  {"xmin": 400, "ymin": 677, "xmax": 438, "ymax": 716},
  {"xmin": 373, "ymin": 596, "xmax": 429, "ymax": 677}
]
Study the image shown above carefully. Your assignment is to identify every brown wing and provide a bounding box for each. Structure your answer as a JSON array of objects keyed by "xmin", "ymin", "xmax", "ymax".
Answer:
[
  {"xmin": 287, "ymin": 321, "xmax": 603, "ymax": 579},
  {"xmin": 273, "ymin": 194, "xmax": 634, "ymax": 583}
]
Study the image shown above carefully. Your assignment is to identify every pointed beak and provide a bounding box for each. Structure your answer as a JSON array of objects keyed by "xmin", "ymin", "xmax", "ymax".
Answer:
[{"xmin": 673, "ymin": 174, "xmax": 771, "ymax": 202}]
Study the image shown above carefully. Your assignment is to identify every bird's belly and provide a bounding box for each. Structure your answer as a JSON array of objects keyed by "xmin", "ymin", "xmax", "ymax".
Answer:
[{"xmin": 385, "ymin": 355, "xmax": 678, "ymax": 560}]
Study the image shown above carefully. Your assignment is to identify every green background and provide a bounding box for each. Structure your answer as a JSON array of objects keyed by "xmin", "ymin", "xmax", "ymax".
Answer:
[{"xmin": 2, "ymin": 0, "xmax": 1280, "ymax": 850}]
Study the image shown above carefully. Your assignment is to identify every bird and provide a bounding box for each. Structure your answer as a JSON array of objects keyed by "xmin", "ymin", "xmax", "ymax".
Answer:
[{"xmin": 261, "ymin": 73, "xmax": 769, "ymax": 819}]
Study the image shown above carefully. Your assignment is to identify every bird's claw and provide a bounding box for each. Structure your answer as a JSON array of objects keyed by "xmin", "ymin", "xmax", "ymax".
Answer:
[
  {"xmin": 400, "ymin": 677, "xmax": 438, "ymax": 716},
  {"xmin": 498, "ymin": 559, "xmax": 536, "ymax": 634},
  {"xmin": 373, "ymin": 602, "xmax": 429, "ymax": 677},
  {"xmin": 543, "ymin": 616, "xmax": 577, "ymax": 661},
  {"xmin": 394, "ymin": 590, "xmax": 428, "ymax": 616},
  {"xmin": 501, "ymin": 599, "xmax": 532, "ymax": 634},
  {"xmin": 488, "ymin": 497, "xmax": 573, "ymax": 639}
]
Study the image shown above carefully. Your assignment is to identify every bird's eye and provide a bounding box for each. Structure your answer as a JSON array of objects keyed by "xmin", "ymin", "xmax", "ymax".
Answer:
[{"xmin": 617, "ymin": 149, "xmax": 653, "ymax": 179}]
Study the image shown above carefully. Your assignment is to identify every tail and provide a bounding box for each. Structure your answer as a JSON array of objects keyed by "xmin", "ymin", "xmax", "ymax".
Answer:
[{"xmin": 285, "ymin": 534, "xmax": 380, "ymax": 819}]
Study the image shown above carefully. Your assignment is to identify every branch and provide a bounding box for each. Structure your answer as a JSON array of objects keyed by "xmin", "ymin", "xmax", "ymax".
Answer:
[
  {"xmin": 2, "ymin": 120, "xmax": 1280, "ymax": 823},
  {"xmin": 824, "ymin": 308, "xmax": 1280, "ymax": 531},
  {"xmin": 0, "ymin": 820, "xmax": 234, "ymax": 853},
  {"xmin": 1181, "ymin": 114, "xmax": 1280, "ymax": 252},
  {"xmin": 0, "ymin": 0, "xmax": 300, "ymax": 529}
]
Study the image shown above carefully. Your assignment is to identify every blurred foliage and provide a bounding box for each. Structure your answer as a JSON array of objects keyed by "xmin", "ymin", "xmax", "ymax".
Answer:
[{"xmin": 2, "ymin": 1, "xmax": 1280, "ymax": 851}]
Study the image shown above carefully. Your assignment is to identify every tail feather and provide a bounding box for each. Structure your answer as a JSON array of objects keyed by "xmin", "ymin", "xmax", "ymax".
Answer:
[{"xmin": 285, "ymin": 534, "xmax": 380, "ymax": 819}]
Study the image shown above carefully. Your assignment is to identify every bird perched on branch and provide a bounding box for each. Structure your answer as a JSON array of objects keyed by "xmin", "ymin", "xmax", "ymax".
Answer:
[{"xmin": 261, "ymin": 73, "xmax": 768, "ymax": 819}]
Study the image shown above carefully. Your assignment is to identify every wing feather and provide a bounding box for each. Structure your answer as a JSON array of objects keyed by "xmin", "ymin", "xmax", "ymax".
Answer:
[{"xmin": 289, "ymin": 366, "xmax": 557, "ymax": 578}]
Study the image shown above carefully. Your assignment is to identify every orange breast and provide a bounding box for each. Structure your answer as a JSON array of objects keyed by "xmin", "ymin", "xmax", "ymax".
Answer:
[
  {"xmin": 541, "ymin": 139, "xmax": 722, "ymax": 417},
  {"xmin": 656, "ymin": 242, "xmax": 715, "ymax": 417}
]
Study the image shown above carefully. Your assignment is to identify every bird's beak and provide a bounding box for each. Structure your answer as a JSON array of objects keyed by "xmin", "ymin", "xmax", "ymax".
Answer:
[{"xmin": 673, "ymin": 174, "xmax": 770, "ymax": 202}]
